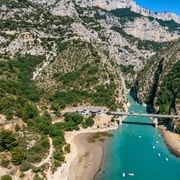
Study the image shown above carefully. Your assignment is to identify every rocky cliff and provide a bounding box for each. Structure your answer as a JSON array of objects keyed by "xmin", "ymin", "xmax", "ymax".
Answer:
[
  {"xmin": 136, "ymin": 38, "xmax": 180, "ymax": 115},
  {"xmin": 0, "ymin": 0, "xmax": 179, "ymax": 110}
]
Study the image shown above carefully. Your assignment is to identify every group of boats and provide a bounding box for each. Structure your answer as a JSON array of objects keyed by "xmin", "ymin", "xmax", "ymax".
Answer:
[
  {"xmin": 122, "ymin": 172, "xmax": 134, "ymax": 178},
  {"xmin": 152, "ymin": 146, "xmax": 169, "ymax": 161}
]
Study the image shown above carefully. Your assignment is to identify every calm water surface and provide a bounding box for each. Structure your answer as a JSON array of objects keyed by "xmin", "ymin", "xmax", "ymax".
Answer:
[{"xmin": 96, "ymin": 96, "xmax": 180, "ymax": 180}]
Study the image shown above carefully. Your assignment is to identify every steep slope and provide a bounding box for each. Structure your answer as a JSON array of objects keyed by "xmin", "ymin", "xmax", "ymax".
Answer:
[
  {"xmin": 0, "ymin": 0, "xmax": 179, "ymax": 115},
  {"xmin": 135, "ymin": 38, "xmax": 180, "ymax": 116},
  {"xmin": 0, "ymin": 1, "xmax": 179, "ymax": 120}
]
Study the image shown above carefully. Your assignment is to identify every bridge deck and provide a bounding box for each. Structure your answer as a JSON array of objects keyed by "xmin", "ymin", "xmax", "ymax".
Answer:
[{"xmin": 111, "ymin": 112, "xmax": 179, "ymax": 119}]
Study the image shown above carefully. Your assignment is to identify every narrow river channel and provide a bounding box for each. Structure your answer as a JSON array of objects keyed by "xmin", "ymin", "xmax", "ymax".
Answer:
[{"xmin": 96, "ymin": 95, "xmax": 180, "ymax": 180}]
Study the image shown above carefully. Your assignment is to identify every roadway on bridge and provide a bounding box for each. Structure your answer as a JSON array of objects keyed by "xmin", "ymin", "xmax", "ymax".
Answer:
[{"xmin": 110, "ymin": 112, "xmax": 179, "ymax": 119}]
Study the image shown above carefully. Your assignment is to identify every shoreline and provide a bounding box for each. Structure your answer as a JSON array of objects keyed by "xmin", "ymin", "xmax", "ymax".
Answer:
[
  {"xmin": 68, "ymin": 132, "xmax": 109, "ymax": 180},
  {"xmin": 51, "ymin": 115, "xmax": 180, "ymax": 180},
  {"xmin": 158, "ymin": 125, "xmax": 180, "ymax": 157},
  {"xmin": 50, "ymin": 114, "xmax": 120, "ymax": 180}
]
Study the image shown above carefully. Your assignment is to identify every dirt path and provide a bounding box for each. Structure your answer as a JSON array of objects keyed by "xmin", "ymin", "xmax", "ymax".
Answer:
[{"xmin": 34, "ymin": 136, "xmax": 53, "ymax": 167}]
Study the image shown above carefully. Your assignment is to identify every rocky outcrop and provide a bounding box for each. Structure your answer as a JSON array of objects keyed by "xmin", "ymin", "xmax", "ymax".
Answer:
[
  {"xmin": 136, "ymin": 39, "xmax": 180, "ymax": 113},
  {"xmin": 123, "ymin": 17, "xmax": 179, "ymax": 42}
]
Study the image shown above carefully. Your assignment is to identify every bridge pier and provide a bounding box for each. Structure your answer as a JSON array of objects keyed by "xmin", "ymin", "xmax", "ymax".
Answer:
[
  {"xmin": 153, "ymin": 118, "xmax": 158, "ymax": 128},
  {"xmin": 118, "ymin": 116, "xmax": 122, "ymax": 126}
]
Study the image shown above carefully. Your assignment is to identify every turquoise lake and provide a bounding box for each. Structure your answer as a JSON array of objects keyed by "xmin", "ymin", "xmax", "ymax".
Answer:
[{"xmin": 96, "ymin": 96, "xmax": 180, "ymax": 180}]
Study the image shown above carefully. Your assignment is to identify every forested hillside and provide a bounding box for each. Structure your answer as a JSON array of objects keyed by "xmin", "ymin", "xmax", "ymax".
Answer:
[{"xmin": 136, "ymin": 39, "xmax": 180, "ymax": 132}]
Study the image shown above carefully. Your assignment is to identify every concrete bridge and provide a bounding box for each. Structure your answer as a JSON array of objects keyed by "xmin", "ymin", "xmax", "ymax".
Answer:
[
  {"xmin": 110, "ymin": 112, "xmax": 179, "ymax": 119},
  {"xmin": 110, "ymin": 112, "xmax": 179, "ymax": 128}
]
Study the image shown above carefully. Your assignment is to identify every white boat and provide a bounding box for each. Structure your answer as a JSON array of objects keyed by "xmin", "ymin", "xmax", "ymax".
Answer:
[
  {"xmin": 138, "ymin": 136, "xmax": 142, "ymax": 138},
  {"xmin": 122, "ymin": 173, "xmax": 126, "ymax": 177},
  {"xmin": 157, "ymin": 153, "xmax": 161, "ymax": 157},
  {"xmin": 165, "ymin": 157, "xmax": 169, "ymax": 161},
  {"xmin": 156, "ymin": 140, "xmax": 159, "ymax": 144},
  {"xmin": 128, "ymin": 173, "xmax": 134, "ymax": 176},
  {"xmin": 152, "ymin": 146, "xmax": 155, "ymax": 149}
]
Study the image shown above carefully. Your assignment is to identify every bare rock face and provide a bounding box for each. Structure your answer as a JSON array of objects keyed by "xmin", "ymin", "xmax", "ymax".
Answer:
[
  {"xmin": 27, "ymin": 0, "xmax": 180, "ymax": 23},
  {"xmin": 50, "ymin": 0, "xmax": 78, "ymax": 17},
  {"xmin": 0, "ymin": 0, "xmax": 179, "ymax": 72},
  {"xmin": 74, "ymin": 0, "xmax": 180, "ymax": 23},
  {"xmin": 0, "ymin": 0, "xmax": 179, "ymax": 82},
  {"xmin": 123, "ymin": 17, "xmax": 179, "ymax": 42},
  {"xmin": 25, "ymin": 0, "xmax": 179, "ymax": 43},
  {"xmin": 71, "ymin": 23, "xmax": 98, "ymax": 42}
]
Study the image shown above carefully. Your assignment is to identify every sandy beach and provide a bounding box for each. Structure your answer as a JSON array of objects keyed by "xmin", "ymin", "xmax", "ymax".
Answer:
[
  {"xmin": 50, "ymin": 114, "xmax": 119, "ymax": 180},
  {"xmin": 68, "ymin": 132, "xmax": 110, "ymax": 180},
  {"xmin": 158, "ymin": 125, "xmax": 180, "ymax": 157}
]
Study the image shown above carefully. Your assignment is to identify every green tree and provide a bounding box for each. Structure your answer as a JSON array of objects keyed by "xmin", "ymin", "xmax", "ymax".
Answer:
[
  {"xmin": 85, "ymin": 117, "xmax": 94, "ymax": 127},
  {"xmin": 11, "ymin": 146, "xmax": 26, "ymax": 165},
  {"xmin": 20, "ymin": 162, "xmax": 32, "ymax": 171},
  {"xmin": 33, "ymin": 113, "xmax": 51, "ymax": 134},
  {"xmin": 22, "ymin": 103, "xmax": 39, "ymax": 121},
  {"xmin": 1, "ymin": 175, "xmax": 12, "ymax": 180},
  {"xmin": 49, "ymin": 123, "xmax": 64, "ymax": 137},
  {"xmin": 0, "ymin": 129, "xmax": 17, "ymax": 151}
]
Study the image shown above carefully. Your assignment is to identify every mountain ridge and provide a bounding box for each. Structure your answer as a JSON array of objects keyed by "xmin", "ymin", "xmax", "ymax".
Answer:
[{"xmin": 27, "ymin": 0, "xmax": 180, "ymax": 23}]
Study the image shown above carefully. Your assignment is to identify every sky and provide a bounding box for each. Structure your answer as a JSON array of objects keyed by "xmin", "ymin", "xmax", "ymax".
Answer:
[{"xmin": 135, "ymin": 0, "xmax": 180, "ymax": 15}]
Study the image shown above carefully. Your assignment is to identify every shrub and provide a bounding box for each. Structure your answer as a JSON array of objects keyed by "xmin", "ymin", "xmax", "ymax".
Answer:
[
  {"xmin": 1, "ymin": 175, "xmax": 12, "ymax": 180},
  {"xmin": 0, "ymin": 129, "xmax": 17, "ymax": 151},
  {"xmin": 11, "ymin": 146, "xmax": 26, "ymax": 165},
  {"xmin": 0, "ymin": 157, "xmax": 9, "ymax": 168},
  {"xmin": 20, "ymin": 162, "xmax": 31, "ymax": 171}
]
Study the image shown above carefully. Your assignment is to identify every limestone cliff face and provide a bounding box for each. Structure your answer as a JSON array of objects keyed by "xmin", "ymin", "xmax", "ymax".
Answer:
[
  {"xmin": 123, "ymin": 17, "xmax": 179, "ymax": 42},
  {"xmin": 25, "ymin": 0, "xmax": 180, "ymax": 42},
  {"xmin": 0, "ymin": 0, "xmax": 179, "ymax": 110},
  {"xmin": 27, "ymin": 0, "xmax": 180, "ymax": 23},
  {"xmin": 136, "ymin": 39, "xmax": 180, "ymax": 113}
]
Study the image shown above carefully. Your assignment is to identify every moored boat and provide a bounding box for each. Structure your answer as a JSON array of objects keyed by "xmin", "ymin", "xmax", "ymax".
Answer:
[{"xmin": 122, "ymin": 172, "xmax": 126, "ymax": 177}]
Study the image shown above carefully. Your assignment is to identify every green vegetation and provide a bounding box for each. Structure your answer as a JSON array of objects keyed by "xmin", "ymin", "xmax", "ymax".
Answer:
[
  {"xmin": 50, "ymin": 83, "xmax": 117, "ymax": 111},
  {"xmin": 156, "ymin": 19, "xmax": 180, "ymax": 31},
  {"xmin": 63, "ymin": 113, "xmax": 83, "ymax": 131},
  {"xmin": 0, "ymin": 0, "xmax": 30, "ymax": 8},
  {"xmin": 32, "ymin": 113, "xmax": 52, "ymax": 135},
  {"xmin": 20, "ymin": 162, "xmax": 32, "ymax": 171},
  {"xmin": 157, "ymin": 61, "xmax": 180, "ymax": 114},
  {"xmin": 26, "ymin": 135, "xmax": 49, "ymax": 163},
  {"xmin": 147, "ymin": 17, "xmax": 179, "ymax": 31},
  {"xmin": 0, "ymin": 157, "xmax": 10, "ymax": 168},
  {"xmin": 11, "ymin": 146, "xmax": 26, "ymax": 165},
  {"xmin": 120, "ymin": 64, "xmax": 135, "ymax": 74},
  {"xmin": 175, "ymin": 126, "xmax": 180, "ymax": 134},
  {"xmin": 0, "ymin": 55, "xmax": 44, "ymax": 120},
  {"xmin": 0, "ymin": 129, "xmax": 25, "ymax": 165},
  {"xmin": 1, "ymin": 175, "xmax": 12, "ymax": 180},
  {"xmin": 110, "ymin": 8, "xmax": 142, "ymax": 22},
  {"xmin": 125, "ymin": 80, "xmax": 131, "ymax": 89},
  {"xmin": 57, "ymin": 41, "xmax": 68, "ymax": 52},
  {"xmin": 48, "ymin": 113, "xmax": 85, "ymax": 166},
  {"xmin": 82, "ymin": 116, "xmax": 95, "ymax": 128},
  {"xmin": 0, "ymin": 129, "xmax": 17, "ymax": 151}
]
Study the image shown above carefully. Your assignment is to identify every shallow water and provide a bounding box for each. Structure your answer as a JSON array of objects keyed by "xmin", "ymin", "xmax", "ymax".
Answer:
[{"xmin": 96, "ymin": 96, "xmax": 180, "ymax": 180}]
